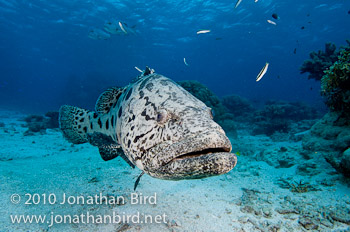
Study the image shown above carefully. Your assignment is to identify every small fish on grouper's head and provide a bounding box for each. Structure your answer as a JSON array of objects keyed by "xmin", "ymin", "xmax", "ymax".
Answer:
[{"xmin": 59, "ymin": 67, "xmax": 237, "ymax": 190}]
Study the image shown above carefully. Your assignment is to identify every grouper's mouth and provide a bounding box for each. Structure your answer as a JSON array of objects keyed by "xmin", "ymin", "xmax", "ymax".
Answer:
[
  {"xmin": 145, "ymin": 131, "xmax": 237, "ymax": 180},
  {"xmin": 171, "ymin": 147, "xmax": 231, "ymax": 162}
]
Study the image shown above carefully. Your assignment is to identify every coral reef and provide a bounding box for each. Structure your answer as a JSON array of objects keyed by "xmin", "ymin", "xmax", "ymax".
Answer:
[
  {"xmin": 252, "ymin": 101, "xmax": 320, "ymax": 136},
  {"xmin": 177, "ymin": 80, "xmax": 237, "ymax": 136},
  {"xmin": 300, "ymin": 42, "xmax": 339, "ymax": 81},
  {"xmin": 321, "ymin": 44, "xmax": 350, "ymax": 117},
  {"xmin": 21, "ymin": 111, "xmax": 59, "ymax": 135},
  {"xmin": 301, "ymin": 112, "xmax": 350, "ymax": 177},
  {"xmin": 300, "ymin": 40, "xmax": 350, "ymax": 178},
  {"xmin": 221, "ymin": 94, "xmax": 255, "ymax": 121}
]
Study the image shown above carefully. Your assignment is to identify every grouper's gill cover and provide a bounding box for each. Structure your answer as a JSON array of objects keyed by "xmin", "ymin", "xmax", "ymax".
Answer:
[{"xmin": 59, "ymin": 67, "xmax": 237, "ymax": 183}]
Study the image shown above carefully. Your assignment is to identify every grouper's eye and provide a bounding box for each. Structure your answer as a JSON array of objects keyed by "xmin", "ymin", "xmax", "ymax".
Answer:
[{"xmin": 156, "ymin": 109, "xmax": 168, "ymax": 124}]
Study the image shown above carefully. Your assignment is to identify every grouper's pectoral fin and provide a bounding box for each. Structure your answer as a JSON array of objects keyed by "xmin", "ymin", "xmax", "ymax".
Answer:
[
  {"xmin": 87, "ymin": 132, "xmax": 135, "ymax": 168},
  {"xmin": 95, "ymin": 86, "xmax": 125, "ymax": 114}
]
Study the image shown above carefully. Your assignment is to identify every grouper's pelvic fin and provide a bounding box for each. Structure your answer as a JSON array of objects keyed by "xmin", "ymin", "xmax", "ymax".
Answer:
[
  {"xmin": 59, "ymin": 105, "xmax": 92, "ymax": 144},
  {"xmin": 87, "ymin": 132, "xmax": 135, "ymax": 168}
]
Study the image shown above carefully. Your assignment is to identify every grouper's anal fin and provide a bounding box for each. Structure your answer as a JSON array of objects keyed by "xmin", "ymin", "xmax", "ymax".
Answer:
[{"xmin": 87, "ymin": 132, "xmax": 135, "ymax": 168}]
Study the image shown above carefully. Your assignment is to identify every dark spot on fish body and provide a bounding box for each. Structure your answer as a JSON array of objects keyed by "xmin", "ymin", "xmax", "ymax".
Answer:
[
  {"xmin": 149, "ymin": 134, "xmax": 154, "ymax": 140},
  {"xmin": 112, "ymin": 101, "xmax": 118, "ymax": 108},
  {"xmin": 139, "ymin": 91, "xmax": 144, "ymax": 99},
  {"xmin": 75, "ymin": 116, "xmax": 78, "ymax": 120},
  {"xmin": 79, "ymin": 118, "xmax": 84, "ymax": 122},
  {"xmin": 128, "ymin": 140, "xmax": 131, "ymax": 148},
  {"xmin": 125, "ymin": 88, "xmax": 133, "ymax": 101},
  {"xmin": 145, "ymin": 83, "xmax": 154, "ymax": 92},
  {"xmin": 78, "ymin": 125, "xmax": 81, "ymax": 129},
  {"xmin": 111, "ymin": 115, "xmax": 114, "ymax": 127},
  {"xmin": 118, "ymin": 106, "xmax": 123, "ymax": 118},
  {"xmin": 93, "ymin": 113, "xmax": 98, "ymax": 119},
  {"xmin": 128, "ymin": 115, "xmax": 135, "ymax": 123},
  {"xmin": 160, "ymin": 80, "xmax": 168, "ymax": 86},
  {"xmin": 79, "ymin": 112, "xmax": 84, "ymax": 116},
  {"xmin": 106, "ymin": 119, "xmax": 109, "ymax": 130},
  {"xmin": 98, "ymin": 118, "xmax": 102, "ymax": 128},
  {"xmin": 133, "ymin": 129, "xmax": 153, "ymax": 143},
  {"xmin": 83, "ymin": 127, "xmax": 87, "ymax": 133},
  {"xmin": 131, "ymin": 126, "xmax": 134, "ymax": 130},
  {"xmin": 90, "ymin": 122, "xmax": 93, "ymax": 129}
]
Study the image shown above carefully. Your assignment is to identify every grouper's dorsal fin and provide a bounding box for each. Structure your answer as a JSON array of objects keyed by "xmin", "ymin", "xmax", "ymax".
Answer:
[
  {"xmin": 87, "ymin": 132, "xmax": 135, "ymax": 168},
  {"xmin": 95, "ymin": 86, "xmax": 125, "ymax": 114}
]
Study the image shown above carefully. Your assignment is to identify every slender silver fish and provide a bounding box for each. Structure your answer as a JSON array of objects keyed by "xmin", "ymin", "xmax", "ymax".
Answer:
[
  {"xmin": 256, "ymin": 62, "xmax": 269, "ymax": 82},
  {"xmin": 197, "ymin": 30, "xmax": 211, "ymax": 34},
  {"xmin": 119, "ymin": 21, "xmax": 128, "ymax": 34},
  {"xmin": 235, "ymin": 0, "xmax": 243, "ymax": 8},
  {"xmin": 183, "ymin": 58, "xmax": 189, "ymax": 66},
  {"xmin": 267, "ymin": 20, "xmax": 277, "ymax": 26}
]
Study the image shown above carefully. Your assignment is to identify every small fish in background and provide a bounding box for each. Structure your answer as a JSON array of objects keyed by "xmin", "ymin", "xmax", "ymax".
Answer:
[
  {"xmin": 88, "ymin": 28, "xmax": 111, "ymax": 40},
  {"xmin": 118, "ymin": 21, "xmax": 128, "ymax": 34},
  {"xmin": 267, "ymin": 20, "xmax": 277, "ymax": 26},
  {"xmin": 104, "ymin": 20, "xmax": 124, "ymax": 35},
  {"xmin": 235, "ymin": 151, "xmax": 241, "ymax": 156},
  {"xmin": 272, "ymin": 13, "xmax": 280, "ymax": 20},
  {"xmin": 348, "ymin": 10, "xmax": 350, "ymax": 15},
  {"xmin": 235, "ymin": 0, "xmax": 243, "ymax": 8},
  {"xmin": 256, "ymin": 62, "xmax": 269, "ymax": 82},
  {"xmin": 215, "ymin": 37, "xmax": 223, "ymax": 40},
  {"xmin": 293, "ymin": 48, "xmax": 297, "ymax": 54},
  {"xmin": 301, "ymin": 26, "xmax": 305, "ymax": 30},
  {"xmin": 183, "ymin": 58, "xmax": 189, "ymax": 66},
  {"xmin": 197, "ymin": 30, "xmax": 211, "ymax": 34}
]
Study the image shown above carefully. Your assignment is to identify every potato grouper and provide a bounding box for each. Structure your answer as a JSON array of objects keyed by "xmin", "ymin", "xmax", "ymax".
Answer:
[{"xmin": 59, "ymin": 67, "xmax": 237, "ymax": 189}]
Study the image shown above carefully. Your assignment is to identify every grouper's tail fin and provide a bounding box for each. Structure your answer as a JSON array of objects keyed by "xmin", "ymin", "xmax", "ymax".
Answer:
[{"xmin": 59, "ymin": 105, "xmax": 91, "ymax": 144}]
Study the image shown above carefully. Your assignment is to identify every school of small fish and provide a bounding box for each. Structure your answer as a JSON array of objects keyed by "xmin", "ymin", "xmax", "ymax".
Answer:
[{"xmin": 90, "ymin": 1, "xmax": 278, "ymax": 82}]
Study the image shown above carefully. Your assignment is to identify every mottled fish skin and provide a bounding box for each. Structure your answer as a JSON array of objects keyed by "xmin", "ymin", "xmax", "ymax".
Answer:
[{"xmin": 59, "ymin": 69, "xmax": 237, "ymax": 180}]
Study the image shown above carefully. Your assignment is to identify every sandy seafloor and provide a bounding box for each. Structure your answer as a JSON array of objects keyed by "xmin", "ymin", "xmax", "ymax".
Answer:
[{"xmin": 1, "ymin": 110, "xmax": 350, "ymax": 232}]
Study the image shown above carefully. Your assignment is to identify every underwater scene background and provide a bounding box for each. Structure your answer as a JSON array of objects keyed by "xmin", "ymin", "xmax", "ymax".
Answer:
[{"xmin": 1, "ymin": 0, "xmax": 350, "ymax": 231}]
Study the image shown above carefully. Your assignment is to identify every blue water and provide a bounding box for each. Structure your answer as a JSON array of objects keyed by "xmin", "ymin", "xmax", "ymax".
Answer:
[{"xmin": 0, "ymin": 0, "xmax": 349, "ymax": 112}]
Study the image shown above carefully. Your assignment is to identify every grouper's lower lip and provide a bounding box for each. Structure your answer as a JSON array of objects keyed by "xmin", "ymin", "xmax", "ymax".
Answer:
[{"xmin": 154, "ymin": 152, "xmax": 237, "ymax": 180}]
